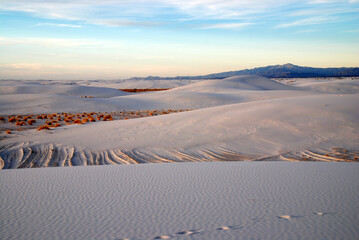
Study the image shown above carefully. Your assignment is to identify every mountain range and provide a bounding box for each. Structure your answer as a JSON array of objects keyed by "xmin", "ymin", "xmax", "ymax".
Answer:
[{"xmin": 131, "ymin": 64, "xmax": 359, "ymax": 80}]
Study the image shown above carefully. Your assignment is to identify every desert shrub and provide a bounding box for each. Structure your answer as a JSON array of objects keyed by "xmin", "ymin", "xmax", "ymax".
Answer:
[
  {"xmin": 82, "ymin": 118, "xmax": 88, "ymax": 124},
  {"xmin": 46, "ymin": 121, "xmax": 53, "ymax": 126},
  {"xmin": 8, "ymin": 117, "xmax": 17, "ymax": 123},
  {"xmin": 6, "ymin": 130, "xmax": 11, "ymax": 134},
  {"xmin": 89, "ymin": 118, "xmax": 96, "ymax": 122},
  {"xmin": 73, "ymin": 119, "xmax": 82, "ymax": 124},
  {"xmin": 37, "ymin": 125, "xmax": 51, "ymax": 131},
  {"xmin": 28, "ymin": 119, "xmax": 36, "ymax": 125},
  {"xmin": 54, "ymin": 123, "xmax": 61, "ymax": 127},
  {"xmin": 103, "ymin": 115, "xmax": 113, "ymax": 121},
  {"xmin": 0, "ymin": 116, "xmax": 5, "ymax": 121}
]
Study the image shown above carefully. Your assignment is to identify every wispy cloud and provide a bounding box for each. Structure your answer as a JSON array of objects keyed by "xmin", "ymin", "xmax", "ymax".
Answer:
[
  {"xmin": 0, "ymin": 0, "xmax": 358, "ymax": 31},
  {"xmin": 276, "ymin": 16, "xmax": 332, "ymax": 28},
  {"xmin": 200, "ymin": 22, "xmax": 252, "ymax": 30},
  {"xmin": 0, "ymin": 36, "xmax": 122, "ymax": 48},
  {"xmin": 36, "ymin": 23, "xmax": 82, "ymax": 28}
]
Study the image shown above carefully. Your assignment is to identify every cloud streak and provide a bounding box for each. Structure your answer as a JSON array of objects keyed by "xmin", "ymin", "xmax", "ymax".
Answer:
[
  {"xmin": 200, "ymin": 22, "xmax": 252, "ymax": 30},
  {"xmin": 276, "ymin": 16, "xmax": 332, "ymax": 28},
  {"xmin": 0, "ymin": 36, "xmax": 122, "ymax": 48},
  {"xmin": 36, "ymin": 23, "xmax": 82, "ymax": 28},
  {"xmin": 0, "ymin": 0, "xmax": 358, "ymax": 32}
]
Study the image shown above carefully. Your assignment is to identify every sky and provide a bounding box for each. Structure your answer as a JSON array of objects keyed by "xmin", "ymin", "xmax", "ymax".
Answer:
[{"xmin": 0, "ymin": 0, "xmax": 358, "ymax": 80}]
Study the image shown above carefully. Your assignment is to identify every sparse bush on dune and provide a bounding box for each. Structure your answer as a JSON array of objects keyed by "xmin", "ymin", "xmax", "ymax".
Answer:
[
  {"xmin": 97, "ymin": 114, "xmax": 104, "ymax": 120},
  {"xmin": 5, "ymin": 130, "xmax": 11, "ymax": 134},
  {"xmin": 0, "ymin": 116, "xmax": 5, "ymax": 121},
  {"xmin": 82, "ymin": 118, "xmax": 88, "ymax": 124},
  {"xmin": 103, "ymin": 115, "xmax": 113, "ymax": 121},
  {"xmin": 27, "ymin": 119, "xmax": 36, "ymax": 125},
  {"xmin": 8, "ymin": 117, "xmax": 17, "ymax": 123},
  {"xmin": 54, "ymin": 123, "xmax": 61, "ymax": 127},
  {"xmin": 37, "ymin": 125, "xmax": 51, "ymax": 131},
  {"xmin": 73, "ymin": 119, "xmax": 82, "ymax": 124}
]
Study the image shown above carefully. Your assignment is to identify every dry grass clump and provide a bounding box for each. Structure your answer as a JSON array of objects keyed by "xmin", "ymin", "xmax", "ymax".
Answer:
[
  {"xmin": 37, "ymin": 125, "xmax": 51, "ymax": 131},
  {"xmin": 8, "ymin": 117, "xmax": 17, "ymax": 123},
  {"xmin": 27, "ymin": 119, "xmax": 36, "ymax": 125},
  {"xmin": 97, "ymin": 114, "xmax": 104, "ymax": 120},
  {"xmin": 54, "ymin": 123, "xmax": 61, "ymax": 127},
  {"xmin": 6, "ymin": 130, "xmax": 11, "ymax": 134},
  {"xmin": 120, "ymin": 88, "xmax": 171, "ymax": 93},
  {"xmin": 23, "ymin": 116, "xmax": 31, "ymax": 121},
  {"xmin": 103, "ymin": 115, "xmax": 113, "ymax": 121},
  {"xmin": 15, "ymin": 121, "xmax": 26, "ymax": 126},
  {"xmin": 0, "ymin": 116, "xmax": 5, "ymax": 121},
  {"xmin": 73, "ymin": 119, "xmax": 82, "ymax": 124}
]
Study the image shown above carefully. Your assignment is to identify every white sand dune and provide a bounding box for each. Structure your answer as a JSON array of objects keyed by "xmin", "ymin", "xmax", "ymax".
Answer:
[
  {"xmin": 1, "ymin": 76, "xmax": 359, "ymax": 240},
  {"xmin": 1, "ymin": 162, "xmax": 358, "ymax": 240},
  {"xmin": 0, "ymin": 76, "xmax": 358, "ymax": 168}
]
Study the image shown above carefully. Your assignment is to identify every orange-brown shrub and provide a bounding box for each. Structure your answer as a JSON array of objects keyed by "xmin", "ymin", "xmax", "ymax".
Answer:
[
  {"xmin": 103, "ymin": 115, "xmax": 113, "ymax": 121},
  {"xmin": 54, "ymin": 123, "xmax": 61, "ymax": 127},
  {"xmin": 27, "ymin": 119, "xmax": 36, "ymax": 125},
  {"xmin": 37, "ymin": 125, "xmax": 51, "ymax": 131},
  {"xmin": 73, "ymin": 119, "xmax": 82, "ymax": 124},
  {"xmin": 9, "ymin": 117, "xmax": 17, "ymax": 123},
  {"xmin": 6, "ymin": 130, "xmax": 11, "ymax": 134},
  {"xmin": 0, "ymin": 116, "xmax": 4, "ymax": 121},
  {"xmin": 82, "ymin": 118, "xmax": 88, "ymax": 124},
  {"xmin": 89, "ymin": 118, "xmax": 96, "ymax": 122}
]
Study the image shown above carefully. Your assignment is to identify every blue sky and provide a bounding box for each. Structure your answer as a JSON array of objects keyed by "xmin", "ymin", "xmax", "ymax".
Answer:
[{"xmin": 0, "ymin": 0, "xmax": 358, "ymax": 79}]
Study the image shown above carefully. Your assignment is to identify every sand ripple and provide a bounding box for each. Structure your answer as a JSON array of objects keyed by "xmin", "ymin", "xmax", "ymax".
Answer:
[{"xmin": 1, "ymin": 143, "xmax": 358, "ymax": 169}]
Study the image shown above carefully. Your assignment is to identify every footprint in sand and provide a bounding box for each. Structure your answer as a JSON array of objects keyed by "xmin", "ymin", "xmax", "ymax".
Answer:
[
  {"xmin": 176, "ymin": 229, "xmax": 203, "ymax": 236},
  {"xmin": 217, "ymin": 226, "xmax": 231, "ymax": 230},
  {"xmin": 153, "ymin": 235, "xmax": 172, "ymax": 239},
  {"xmin": 279, "ymin": 215, "xmax": 292, "ymax": 220}
]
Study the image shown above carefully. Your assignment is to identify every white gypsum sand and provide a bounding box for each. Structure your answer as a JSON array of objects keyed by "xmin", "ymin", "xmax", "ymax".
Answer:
[
  {"xmin": 0, "ymin": 76, "xmax": 358, "ymax": 168},
  {"xmin": 0, "ymin": 162, "xmax": 358, "ymax": 240}
]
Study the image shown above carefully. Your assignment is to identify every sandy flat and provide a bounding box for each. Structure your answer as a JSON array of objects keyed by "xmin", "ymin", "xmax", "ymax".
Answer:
[{"xmin": 1, "ymin": 162, "xmax": 358, "ymax": 240}]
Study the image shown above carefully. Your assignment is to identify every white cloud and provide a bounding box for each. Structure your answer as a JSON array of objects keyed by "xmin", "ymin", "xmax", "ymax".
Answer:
[
  {"xmin": 36, "ymin": 23, "xmax": 82, "ymax": 28},
  {"xmin": 276, "ymin": 16, "xmax": 332, "ymax": 28},
  {"xmin": 200, "ymin": 22, "xmax": 251, "ymax": 30},
  {"xmin": 0, "ymin": 36, "xmax": 122, "ymax": 48},
  {"xmin": 0, "ymin": 0, "xmax": 357, "ymax": 30}
]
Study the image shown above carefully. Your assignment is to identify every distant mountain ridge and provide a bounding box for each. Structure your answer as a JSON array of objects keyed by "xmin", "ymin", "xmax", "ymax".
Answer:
[{"xmin": 131, "ymin": 64, "xmax": 359, "ymax": 80}]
